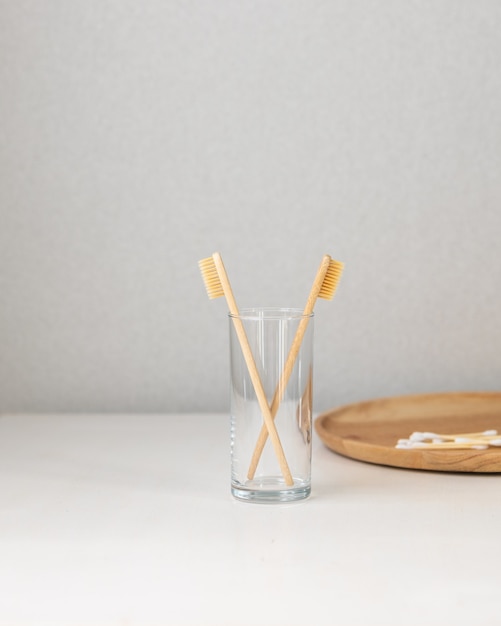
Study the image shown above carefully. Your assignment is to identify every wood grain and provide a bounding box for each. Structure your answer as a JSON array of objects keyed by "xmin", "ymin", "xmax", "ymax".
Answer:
[{"xmin": 314, "ymin": 392, "xmax": 501, "ymax": 472}]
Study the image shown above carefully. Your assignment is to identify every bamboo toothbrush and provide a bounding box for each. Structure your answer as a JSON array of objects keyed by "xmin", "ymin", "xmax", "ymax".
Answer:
[
  {"xmin": 247, "ymin": 254, "xmax": 344, "ymax": 480},
  {"xmin": 199, "ymin": 252, "xmax": 294, "ymax": 486}
]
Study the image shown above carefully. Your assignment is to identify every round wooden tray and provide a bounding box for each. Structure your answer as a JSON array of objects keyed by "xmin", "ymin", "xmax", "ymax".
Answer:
[{"xmin": 314, "ymin": 392, "xmax": 501, "ymax": 472}]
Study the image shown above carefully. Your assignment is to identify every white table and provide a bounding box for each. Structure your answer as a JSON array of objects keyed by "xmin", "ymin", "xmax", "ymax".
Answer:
[{"xmin": 0, "ymin": 413, "xmax": 500, "ymax": 626}]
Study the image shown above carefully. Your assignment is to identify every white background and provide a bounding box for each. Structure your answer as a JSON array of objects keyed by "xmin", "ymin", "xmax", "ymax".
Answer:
[{"xmin": 1, "ymin": 0, "xmax": 501, "ymax": 414}]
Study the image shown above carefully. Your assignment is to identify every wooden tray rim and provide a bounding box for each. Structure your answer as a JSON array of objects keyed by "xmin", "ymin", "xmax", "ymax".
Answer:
[{"xmin": 314, "ymin": 391, "xmax": 501, "ymax": 473}]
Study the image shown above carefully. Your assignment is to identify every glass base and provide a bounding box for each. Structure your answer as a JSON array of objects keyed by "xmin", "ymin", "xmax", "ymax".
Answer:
[{"xmin": 231, "ymin": 477, "xmax": 311, "ymax": 503}]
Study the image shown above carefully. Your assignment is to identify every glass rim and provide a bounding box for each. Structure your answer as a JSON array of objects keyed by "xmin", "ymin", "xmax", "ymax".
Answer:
[{"xmin": 229, "ymin": 307, "xmax": 313, "ymax": 321}]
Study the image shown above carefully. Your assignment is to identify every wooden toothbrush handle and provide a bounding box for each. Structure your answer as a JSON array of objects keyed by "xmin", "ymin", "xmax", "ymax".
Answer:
[
  {"xmin": 246, "ymin": 314, "xmax": 311, "ymax": 480},
  {"xmin": 213, "ymin": 253, "xmax": 294, "ymax": 486},
  {"xmin": 231, "ymin": 315, "xmax": 293, "ymax": 485},
  {"xmin": 246, "ymin": 255, "xmax": 331, "ymax": 480}
]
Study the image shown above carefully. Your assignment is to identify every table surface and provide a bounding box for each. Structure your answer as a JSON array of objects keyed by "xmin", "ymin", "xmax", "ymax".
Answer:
[{"xmin": 0, "ymin": 412, "xmax": 500, "ymax": 626}]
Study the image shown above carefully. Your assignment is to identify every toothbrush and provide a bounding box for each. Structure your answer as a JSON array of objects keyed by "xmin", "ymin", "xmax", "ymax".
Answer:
[
  {"xmin": 247, "ymin": 254, "xmax": 344, "ymax": 480},
  {"xmin": 199, "ymin": 252, "xmax": 294, "ymax": 486}
]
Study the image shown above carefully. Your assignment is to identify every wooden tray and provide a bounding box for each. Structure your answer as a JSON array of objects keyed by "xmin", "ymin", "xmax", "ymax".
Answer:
[{"xmin": 314, "ymin": 392, "xmax": 501, "ymax": 472}]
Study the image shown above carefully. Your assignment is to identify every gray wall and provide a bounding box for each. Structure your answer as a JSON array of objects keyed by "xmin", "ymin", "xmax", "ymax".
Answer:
[{"xmin": 2, "ymin": 1, "xmax": 501, "ymax": 414}]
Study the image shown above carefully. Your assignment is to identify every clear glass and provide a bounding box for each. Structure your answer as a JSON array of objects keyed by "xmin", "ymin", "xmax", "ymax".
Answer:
[{"xmin": 229, "ymin": 307, "xmax": 313, "ymax": 503}]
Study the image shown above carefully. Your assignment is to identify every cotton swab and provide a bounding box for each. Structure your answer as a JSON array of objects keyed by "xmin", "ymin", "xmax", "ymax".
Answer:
[
  {"xmin": 396, "ymin": 428, "xmax": 501, "ymax": 450},
  {"xmin": 409, "ymin": 430, "xmax": 497, "ymax": 442},
  {"xmin": 396, "ymin": 440, "xmax": 489, "ymax": 450}
]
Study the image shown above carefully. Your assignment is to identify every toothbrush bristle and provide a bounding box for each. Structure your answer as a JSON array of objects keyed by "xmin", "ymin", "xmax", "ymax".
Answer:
[
  {"xmin": 199, "ymin": 256, "xmax": 224, "ymax": 299},
  {"xmin": 318, "ymin": 259, "xmax": 344, "ymax": 300}
]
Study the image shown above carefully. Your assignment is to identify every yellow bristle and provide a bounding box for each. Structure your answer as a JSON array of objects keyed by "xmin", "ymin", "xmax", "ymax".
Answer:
[
  {"xmin": 199, "ymin": 256, "xmax": 224, "ymax": 299},
  {"xmin": 318, "ymin": 259, "xmax": 344, "ymax": 300}
]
